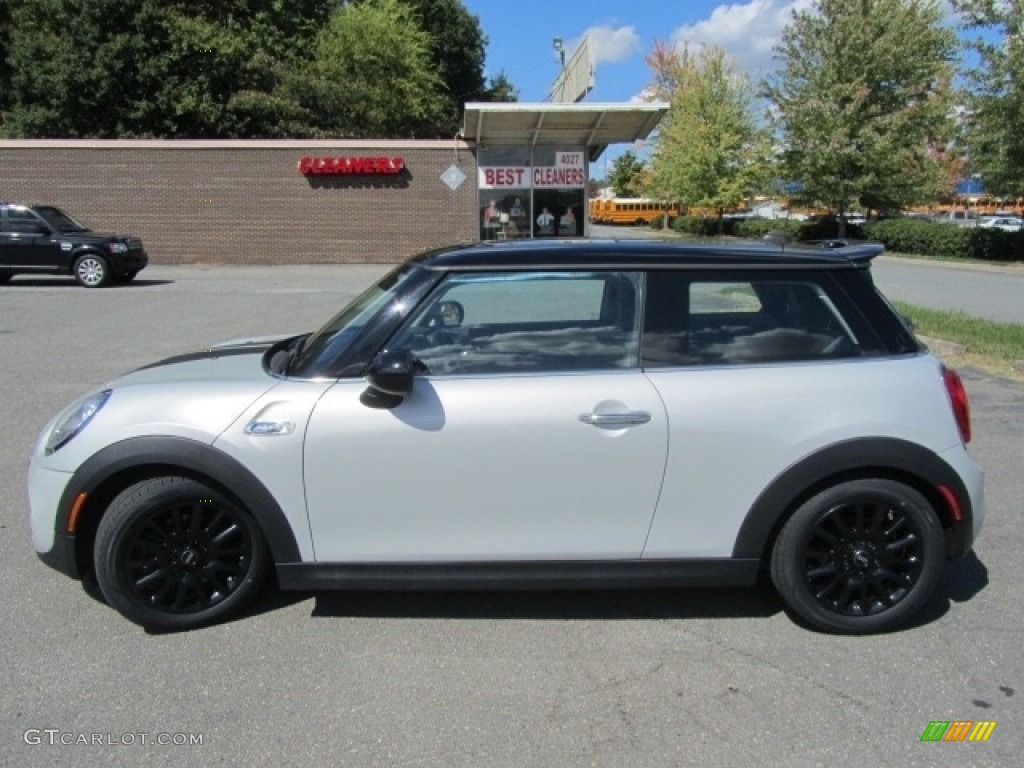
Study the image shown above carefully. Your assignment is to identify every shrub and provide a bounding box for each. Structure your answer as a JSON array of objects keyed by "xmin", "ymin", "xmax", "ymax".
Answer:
[
  {"xmin": 733, "ymin": 218, "xmax": 803, "ymax": 240},
  {"xmin": 672, "ymin": 216, "xmax": 737, "ymax": 237}
]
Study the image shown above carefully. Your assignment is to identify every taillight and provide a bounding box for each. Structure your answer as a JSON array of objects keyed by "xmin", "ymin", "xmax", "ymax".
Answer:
[{"xmin": 941, "ymin": 365, "xmax": 971, "ymax": 444}]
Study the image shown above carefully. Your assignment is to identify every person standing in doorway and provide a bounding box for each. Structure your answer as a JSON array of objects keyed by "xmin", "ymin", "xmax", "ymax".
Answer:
[
  {"xmin": 482, "ymin": 200, "xmax": 501, "ymax": 240},
  {"xmin": 536, "ymin": 207, "xmax": 555, "ymax": 235},
  {"xmin": 559, "ymin": 206, "xmax": 576, "ymax": 236}
]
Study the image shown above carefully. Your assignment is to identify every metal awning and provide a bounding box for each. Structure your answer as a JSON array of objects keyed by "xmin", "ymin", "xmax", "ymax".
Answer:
[{"xmin": 462, "ymin": 102, "xmax": 668, "ymax": 161}]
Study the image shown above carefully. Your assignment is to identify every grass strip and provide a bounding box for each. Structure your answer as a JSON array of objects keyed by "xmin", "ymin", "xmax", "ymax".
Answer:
[{"xmin": 893, "ymin": 301, "xmax": 1024, "ymax": 377}]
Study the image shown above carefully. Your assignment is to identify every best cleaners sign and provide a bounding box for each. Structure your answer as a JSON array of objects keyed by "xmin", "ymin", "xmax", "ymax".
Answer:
[{"xmin": 478, "ymin": 152, "xmax": 586, "ymax": 189}]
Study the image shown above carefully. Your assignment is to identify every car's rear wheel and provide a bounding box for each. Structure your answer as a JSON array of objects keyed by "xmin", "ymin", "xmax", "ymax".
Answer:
[
  {"xmin": 74, "ymin": 254, "xmax": 110, "ymax": 287},
  {"xmin": 771, "ymin": 479, "xmax": 944, "ymax": 634},
  {"xmin": 94, "ymin": 477, "xmax": 269, "ymax": 631}
]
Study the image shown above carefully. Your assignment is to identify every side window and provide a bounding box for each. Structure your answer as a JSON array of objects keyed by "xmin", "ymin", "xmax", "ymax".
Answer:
[
  {"xmin": 6, "ymin": 208, "xmax": 45, "ymax": 234},
  {"xmin": 391, "ymin": 271, "xmax": 642, "ymax": 375},
  {"xmin": 642, "ymin": 273, "xmax": 860, "ymax": 367}
]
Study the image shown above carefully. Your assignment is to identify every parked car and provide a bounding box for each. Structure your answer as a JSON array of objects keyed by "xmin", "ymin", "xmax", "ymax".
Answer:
[
  {"xmin": 28, "ymin": 239, "xmax": 984, "ymax": 634},
  {"xmin": 0, "ymin": 203, "xmax": 148, "ymax": 287},
  {"xmin": 977, "ymin": 216, "xmax": 1023, "ymax": 232},
  {"xmin": 933, "ymin": 210, "xmax": 981, "ymax": 227}
]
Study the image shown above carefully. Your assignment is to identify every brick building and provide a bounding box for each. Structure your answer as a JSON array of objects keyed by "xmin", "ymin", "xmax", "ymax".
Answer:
[{"xmin": 0, "ymin": 103, "xmax": 666, "ymax": 265}]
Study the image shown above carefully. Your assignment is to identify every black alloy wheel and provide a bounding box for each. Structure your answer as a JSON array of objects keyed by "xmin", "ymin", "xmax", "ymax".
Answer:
[
  {"xmin": 94, "ymin": 477, "xmax": 269, "ymax": 631},
  {"xmin": 771, "ymin": 479, "xmax": 945, "ymax": 634}
]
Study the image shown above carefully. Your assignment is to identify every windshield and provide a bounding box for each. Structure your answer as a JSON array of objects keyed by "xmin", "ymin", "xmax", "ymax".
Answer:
[
  {"xmin": 33, "ymin": 206, "xmax": 90, "ymax": 233},
  {"xmin": 289, "ymin": 263, "xmax": 426, "ymax": 376}
]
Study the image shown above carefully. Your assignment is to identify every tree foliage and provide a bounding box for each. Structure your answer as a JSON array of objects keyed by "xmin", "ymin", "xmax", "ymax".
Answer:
[
  {"xmin": 954, "ymin": 0, "xmax": 1024, "ymax": 198},
  {"xmin": 482, "ymin": 70, "xmax": 520, "ymax": 103},
  {"xmin": 296, "ymin": 0, "xmax": 447, "ymax": 138},
  {"xmin": 764, "ymin": 0, "xmax": 958, "ymax": 226},
  {"xmin": 646, "ymin": 43, "xmax": 772, "ymax": 219},
  {"xmin": 0, "ymin": 0, "xmax": 515, "ymax": 138},
  {"xmin": 1, "ymin": 0, "xmax": 329, "ymax": 137},
  {"xmin": 0, "ymin": 0, "xmax": 10, "ymax": 113},
  {"xmin": 607, "ymin": 151, "xmax": 647, "ymax": 197},
  {"xmin": 382, "ymin": 0, "xmax": 487, "ymax": 135}
]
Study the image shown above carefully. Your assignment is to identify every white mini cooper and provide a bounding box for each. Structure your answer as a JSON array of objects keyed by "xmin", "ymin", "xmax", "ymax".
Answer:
[{"xmin": 28, "ymin": 239, "xmax": 984, "ymax": 633}]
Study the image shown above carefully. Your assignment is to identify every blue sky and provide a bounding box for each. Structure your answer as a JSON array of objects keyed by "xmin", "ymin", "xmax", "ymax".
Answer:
[{"xmin": 461, "ymin": 0, "xmax": 964, "ymax": 103}]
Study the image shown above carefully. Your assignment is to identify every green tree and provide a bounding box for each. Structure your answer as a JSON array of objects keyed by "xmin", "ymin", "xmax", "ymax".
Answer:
[
  {"xmin": 482, "ymin": 70, "xmax": 519, "ymax": 103},
  {"xmin": 607, "ymin": 151, "xmax": 647, "ymax": 197},
  {"xmin": 764, "ymin": 0, "xmax": 958, "ymax": 232},
  {"xmin": 296, "ymin": 0, "xmax": 447, "ymax": 137},
  {"xmin": 347, "ymin": 0, "xmax": 517, "ymax": 132},
  {"xmin": 155, "ymin": 0, "xmax": 329, "ymax": 137},
  {"xmin": 0, "ymin": 0, "xmax": 10, "ymax": 117},
  {"xmin": 4, "ymin": 0, "xmax": 166, "ymax": 136},
  {"xmin": 647, "ymin": 43, "xmax": 772, "ymax": 226},
  {"xmin": 2, "ymin": 0, "xmax": 509, "ymax": 138},
  {"xmin": 954, "ymin": 0, "xmax": 1024, "ymax": 198},
  {"xmin": 1, "ymin": 0, "xmax": 328, "ymax": 137},
  {"xmin": 391, "ymin": 0, "xmax": 486, "ymax": 133}
]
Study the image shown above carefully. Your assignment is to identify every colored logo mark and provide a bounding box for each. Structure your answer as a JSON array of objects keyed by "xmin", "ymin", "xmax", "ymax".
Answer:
[{"xmin": 920, "ymin": 720, "xmax": 996, "ymax": 742}]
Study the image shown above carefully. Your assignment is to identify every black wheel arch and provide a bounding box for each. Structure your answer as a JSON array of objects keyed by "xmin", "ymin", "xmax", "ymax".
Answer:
[
  {"xmin": 732, "ymin": 437, "xmax": 975, "ymax": 563},
  {"xmin": 56, "ymin": 436, "xmax": 301, "ymax": 579}
]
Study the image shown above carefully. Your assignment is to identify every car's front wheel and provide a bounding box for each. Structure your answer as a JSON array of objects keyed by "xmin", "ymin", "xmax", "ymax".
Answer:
[
  {"xmin": 94, "ymin": 477, "xmax": 269, "ymax": 631},
  {"xmin": 74, "ymin": 254, "xmax": 111, "ymax": 287},
  {"xmin": 771, "ymin": 479, "xmax": 944, "ymax": 634}
]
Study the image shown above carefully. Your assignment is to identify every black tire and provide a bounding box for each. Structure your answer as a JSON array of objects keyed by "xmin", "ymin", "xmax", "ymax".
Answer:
[
  {"xmin": 0, "ymin": 272, "xmax": 11, "ymax": 284},
  {"xmin": 771, "ymin": 479, "xmax": 944, "ymax": 634},
  {"xmin": 74, "ymin": 253, "xmax": 111, "ymax": 287},
  {"xmin": 94, "ymin": 477, "xmax": 269, "ymax": 631}
]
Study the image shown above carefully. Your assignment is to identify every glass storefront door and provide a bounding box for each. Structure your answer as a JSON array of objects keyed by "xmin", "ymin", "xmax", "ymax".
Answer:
[{"xmin": 477, "ymin": 146, "xmax": 587, "ymax": 240}]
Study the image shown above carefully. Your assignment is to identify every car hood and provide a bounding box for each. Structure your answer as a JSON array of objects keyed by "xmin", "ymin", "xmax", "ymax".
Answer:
[
  {"xmin": 37, "ymin": 342, "xmax": 287, "ymax": 471},
  {"xmin": 120, "ymin": 342, "xmax": 277, "ymax": 387}
]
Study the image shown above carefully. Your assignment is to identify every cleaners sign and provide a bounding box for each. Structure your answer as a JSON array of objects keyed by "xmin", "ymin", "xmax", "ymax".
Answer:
[
  {"xmin": 298, "ymin": 156, "xmax": 405, "ymax": 175},
  {"xmin": 478, "ymin": 152, "xmax": 586, "ymax": 189}
]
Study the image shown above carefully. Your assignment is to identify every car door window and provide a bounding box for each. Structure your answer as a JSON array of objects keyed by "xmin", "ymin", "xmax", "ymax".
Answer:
[
  {"xmin": 6, "ymin": 208, "xmax": 45, "ymax": 234},
  {"xmin": 642, "ymin": 273, "xmax": 859, "ymax": 367},
  {"xmin": 390, "ymin": 271, "xmax": 642, "ymax": 375}
]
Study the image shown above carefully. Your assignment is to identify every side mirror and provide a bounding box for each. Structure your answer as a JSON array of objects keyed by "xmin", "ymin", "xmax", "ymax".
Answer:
[{"xmin": 361, "ymin": 349, "xmax": 414, "ymax": 409}]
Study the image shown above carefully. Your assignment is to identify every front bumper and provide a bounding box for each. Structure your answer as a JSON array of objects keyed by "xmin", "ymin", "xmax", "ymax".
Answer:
[
  {"xmin": 111, "ymin": 247, "xmax": 148, "ymax": 275},
  {"xmin": 27, "ymin": 459, "xmax": 80, "ymax": 578}
]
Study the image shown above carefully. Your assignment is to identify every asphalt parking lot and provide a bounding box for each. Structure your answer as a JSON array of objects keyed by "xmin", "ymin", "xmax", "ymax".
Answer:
[{"xmin": 1, "ymin": 265, "xmax": 1022, "ymax": 767}]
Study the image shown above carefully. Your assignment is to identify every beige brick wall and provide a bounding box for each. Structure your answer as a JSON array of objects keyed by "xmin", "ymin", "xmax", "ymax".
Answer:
[{"xmin": 0, "ymin": 140, "xmax": 478, "ymax": 264}]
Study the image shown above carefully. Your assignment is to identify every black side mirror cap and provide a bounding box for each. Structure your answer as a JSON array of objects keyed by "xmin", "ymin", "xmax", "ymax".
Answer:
[{"xmin": 361, "ymin": 349, "xmax": 414, "ymax": 409}]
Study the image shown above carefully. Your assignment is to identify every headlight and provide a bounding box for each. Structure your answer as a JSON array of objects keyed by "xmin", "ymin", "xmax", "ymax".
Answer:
[
  {"xmin": 45, "ymin": 390, "xmax": 112, "ymax": 455},
  {"xmin": 108, "ymin": 242, "xmax": 128, "ymax": 253}
]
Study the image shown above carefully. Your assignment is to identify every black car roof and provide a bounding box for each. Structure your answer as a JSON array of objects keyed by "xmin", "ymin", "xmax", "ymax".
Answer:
[{"xmin": 410, "ymin": 238, "xmax": 884, "ymax": 271}]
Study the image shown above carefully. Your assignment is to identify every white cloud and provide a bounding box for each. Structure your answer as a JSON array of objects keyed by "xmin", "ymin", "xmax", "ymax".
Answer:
[
  {"xmin": 669, "ymin": 0, "xmax": 815, "ymax": 75},
  {"xmin": 571, "ymin": 25, "xmax": 641, "ymax": 65},
  {"xmin": 671, "ymin": 0, "xmax": 964, "ymax": 75}
]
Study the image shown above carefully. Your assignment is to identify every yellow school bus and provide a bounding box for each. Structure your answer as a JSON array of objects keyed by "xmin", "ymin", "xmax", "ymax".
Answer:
[{"xmin": 589, "ymin": 197, "xmax": 679, "ymax": 225}]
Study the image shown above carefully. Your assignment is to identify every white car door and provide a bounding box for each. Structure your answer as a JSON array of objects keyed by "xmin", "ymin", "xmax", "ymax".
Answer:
[{"xmin": 303, "ymin": 270, "xmax": 668, "ymax": 562}]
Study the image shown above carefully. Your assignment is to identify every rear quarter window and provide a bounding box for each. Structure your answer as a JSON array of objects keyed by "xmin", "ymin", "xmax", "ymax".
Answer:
[{"xmin": 642, "ymin": 270, "xmax": 901, "ymax": 367}]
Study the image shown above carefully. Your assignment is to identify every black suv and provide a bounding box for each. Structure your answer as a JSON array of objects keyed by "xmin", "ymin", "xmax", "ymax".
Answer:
[{"xmin": 0, "ymin": 203, "xmax": 148, "ymax": 287}]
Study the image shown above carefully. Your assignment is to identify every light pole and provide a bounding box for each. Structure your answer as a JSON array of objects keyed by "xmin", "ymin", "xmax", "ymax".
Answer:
[{"xmin": 553, "ymin": 38, "xmax": 565, "ymax": 70}]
